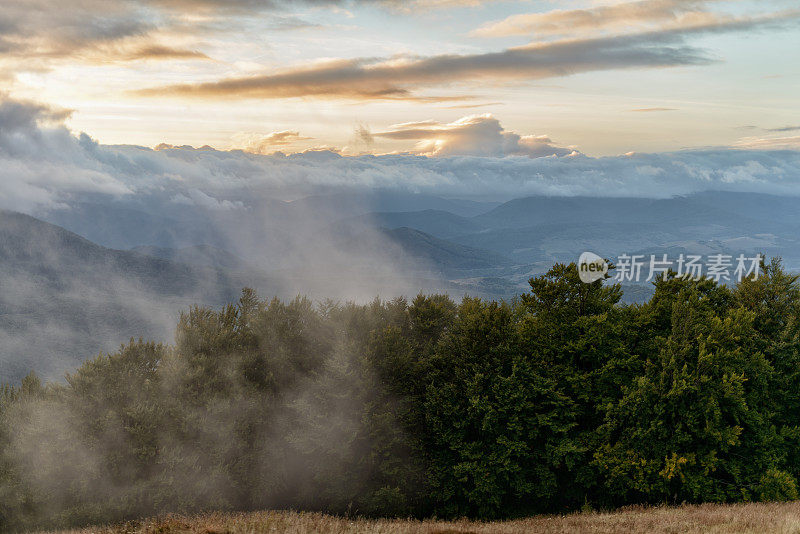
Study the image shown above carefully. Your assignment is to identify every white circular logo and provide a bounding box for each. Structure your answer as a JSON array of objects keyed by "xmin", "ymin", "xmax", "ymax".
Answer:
[{"xmin": 578, "ymin": 251, "xmax": 608, "ymax": 283}]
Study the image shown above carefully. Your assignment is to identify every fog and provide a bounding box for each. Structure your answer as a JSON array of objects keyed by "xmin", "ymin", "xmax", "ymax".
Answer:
[
  {"xmin": 3, "ymin": 93, "xmax": 800, "ymax": 383},
  {"xmin": 2, "ymin": 296, "xmax": 421, "ymax": 526}
]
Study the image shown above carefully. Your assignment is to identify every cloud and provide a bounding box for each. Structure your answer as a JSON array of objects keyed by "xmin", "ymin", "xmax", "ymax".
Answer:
[
  {"xmin": 232, "ymin": 130, "xmax": 314, "ymax": 153},
  {"xmin": 373, "ymin": 114, "xmax": 575, "ymax": 157},
  {"xmin": 0, "ymin": 97, "xmax": 132, "ymax": 211},
  {"xmin": 735, "ymin": 136, "xmax": 800, "ymax": 150},
  {"xmin": 472, "ymin": 0, "xmax": 726, "ymax": 38},
  {"xmin": 446, "ymin": 101, "xmax": 504, "ymax": 109},
  {"xmin": 3, "ymin": 94, "xmax": 800, "ymax": 219},
  {"xmin": 376, "ymin": 0, "xmax": 497, "ymax": 11},
  {"xmin": 140, "ymin": 0, "xmax": 489, "ymax": 13},
  {"xmin": 0, "ymin": 0, "xmax": 491, "ymax": 74},
  {"xmin": 133, "ymin": 11, "xmax": 798, "ymax": 102},
  {"xmin": 766, "ymin": 126, "xmax": 800, "ymax": 133},
  {"xmin": 0, "ymin": 0, "xmax": 215, "ymax": 69},
  {"xmin": 629, "ymin": 107, "xmax": 678, "ymax": 112},
  {"xmin": 171, "ymin": 188, "xmax": 245, "ymax": 210},
  {"xmin": 0, "ymin": 96, "xmax": 72, "ymax": 135},
  {"xmin": 115, "ymin": 44, "xmax": 210, "ymax": 61},
  {"xmin": 134, "ymin": 55, "xmax": 486, "ymax": 101}
]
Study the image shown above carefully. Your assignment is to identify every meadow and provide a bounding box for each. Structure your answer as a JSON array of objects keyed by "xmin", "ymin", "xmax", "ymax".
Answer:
[{"xmin": 48, "ymin": 503, "xmax": 800, "ymax": 534}]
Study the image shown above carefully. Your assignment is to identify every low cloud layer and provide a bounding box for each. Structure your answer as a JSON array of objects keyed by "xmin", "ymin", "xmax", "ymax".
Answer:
[{"xmin": 2, "ymin": 95, "xmax": 800, "ymax": 216}]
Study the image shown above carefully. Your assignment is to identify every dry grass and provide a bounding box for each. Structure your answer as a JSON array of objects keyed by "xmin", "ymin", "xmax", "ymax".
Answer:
[{"xmin": 46, "ymin": 502, "xmax": 800, "ymax": 534}]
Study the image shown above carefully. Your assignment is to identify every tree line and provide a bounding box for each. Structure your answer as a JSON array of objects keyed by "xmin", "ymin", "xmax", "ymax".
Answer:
[{"xmin": 2, "ymin": 259, "xmax": 800, "ymax": 530}]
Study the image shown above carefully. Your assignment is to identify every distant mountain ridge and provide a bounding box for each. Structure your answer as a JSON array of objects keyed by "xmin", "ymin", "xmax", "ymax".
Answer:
[
  {"xmin": 340, "ymin": 209, "xmax": 482, "ymax": 239},
  {"xmin": 0, "ymin": 210, "xmax": 519, "ymax": 383},
  {"xmin": 381, "ymin": 227, "xmax": 512, "ymax": 273},
  {"xmin": 0, "ymin": 211, "xmax": 239, "ymax": 297},
  {"xmin": 8, "ymin": 190, "xmax": 800, "ymax": 383},
  {"xmin": 0, "ymin": 210, "xmax": 247, "ymax": 383},
  {"xmin": 344, "ymin": 191, "xmax": 800, "ymax": 268}
]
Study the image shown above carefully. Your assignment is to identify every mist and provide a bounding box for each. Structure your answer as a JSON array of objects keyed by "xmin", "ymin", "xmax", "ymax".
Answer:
[
  {"xmin": 4, "ymin": 92, "xmax": 800, "ymax": 383},
  {"xmin": 1, "ymin": 293, "xmax": 427, "ymax": 529}
]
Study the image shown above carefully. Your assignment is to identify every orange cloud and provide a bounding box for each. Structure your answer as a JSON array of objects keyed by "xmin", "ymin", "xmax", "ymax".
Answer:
[
  {"xmin": 232, "ymin": 131, "xmax": 314, "ymax": 154},
  {"xmin": 132, "ymin": 10, "xmax": 798, "ymax": 102},
  {"xmin": 735, "ymin": 136, "xmax": 800, "ymax": 150},
  {"xmin": 374, "ymin": 114, "xmax": 576, "ymax": 157},
  {"xmin": 472, "ymin": 0, "xmax": 726, "ymax": 38}
]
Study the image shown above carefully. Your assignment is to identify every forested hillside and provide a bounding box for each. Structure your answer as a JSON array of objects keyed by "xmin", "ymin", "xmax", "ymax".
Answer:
[
  {"xmin": 3, "ymin": 259, "xmax": 800, "ymax": 530},
  {"xmin": 0, "ymin": 211, "xmax": 247, "ymax": 382},
  {"xmin": 0, "ymin": 210, "xmax": 517, "ymax": 384}
]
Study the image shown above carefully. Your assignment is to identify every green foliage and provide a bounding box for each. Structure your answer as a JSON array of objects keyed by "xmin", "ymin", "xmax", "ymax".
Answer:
[
  {"xmin": 756, "ymin": 469, "xmax": 799, "ymax": 502},
  {"xmin": 424, "ymin": 298, "xmax": 573, "ymax": 517},
  {"xmin": 3, "ymin": 262, "xmax": 800, "ymax": 529}
]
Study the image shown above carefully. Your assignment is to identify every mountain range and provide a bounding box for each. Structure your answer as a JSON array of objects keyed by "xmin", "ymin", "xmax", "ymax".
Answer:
[{"xmin": 3, "ymin": 189, "xmax": 800, "ymax": 383}]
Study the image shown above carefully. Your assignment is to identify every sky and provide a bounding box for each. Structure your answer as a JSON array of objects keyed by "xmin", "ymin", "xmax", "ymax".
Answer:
[{"xmin": 1, "ymin": 0, "xmax": 798, "ymax": 157}]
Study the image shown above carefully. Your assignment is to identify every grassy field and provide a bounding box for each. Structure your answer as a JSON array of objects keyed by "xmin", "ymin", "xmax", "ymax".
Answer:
[{"xmin": 48, "ymin": 502, "xmax": 800, "ymax": 534}]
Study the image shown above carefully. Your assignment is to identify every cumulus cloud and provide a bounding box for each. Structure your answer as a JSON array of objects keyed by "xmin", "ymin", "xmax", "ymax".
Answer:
[
  {"xmin": 0, "ymin": 97, "xmax": 132, "ymax": 211},
  {"xmin": 0, "ymin": 96, "xmax": 72, "ymax": 139},
  {"xmin": 374, "ymin": 114, "xmax": 575, "ymax": 157},
  {"xmin": 134, "ymin": 11, "xmax": 798, "ymax": 102}
]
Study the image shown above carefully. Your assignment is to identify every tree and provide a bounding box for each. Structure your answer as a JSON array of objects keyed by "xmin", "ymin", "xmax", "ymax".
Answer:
[
  {"xmin": 597, "ymin": 280, "xmax": 778, "ymax": 504},
  {"xmin": 733, "ymin": 258, "xmax": 800, "ymax": 483},
  {"xmin": 518, "ymin": 263, "xmax": 632, "ymax": 509},
  {"xmin": 424, "ymin": 298, "xmax": 573, "ymax": 517}
]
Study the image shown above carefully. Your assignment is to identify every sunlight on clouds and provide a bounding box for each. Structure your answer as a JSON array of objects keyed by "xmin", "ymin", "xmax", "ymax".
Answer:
[
  {"xmin": 3, "ymin": 91, "xmax": 800, "ymax": 218},
  {"xmin": 472, "ymin": 0, "xmax": 731, "ymax": 39},
  {"xmin": 374, "ymin": 114, "xmax": 576, "ymax": 157},
  {"xmin": 130, "ymin": 6, "xmax": 799, "ymax": 108},
  {"xmin": 231, "ymin": 131, "xmax": 315, "ymax": 154},
  {"xmin": 735, "ymin": 136, "xmax": 800, "ymax": 150},
  {"xmin": 0, "ymin": 0, "xmax": 797, "ymax": 155}
]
